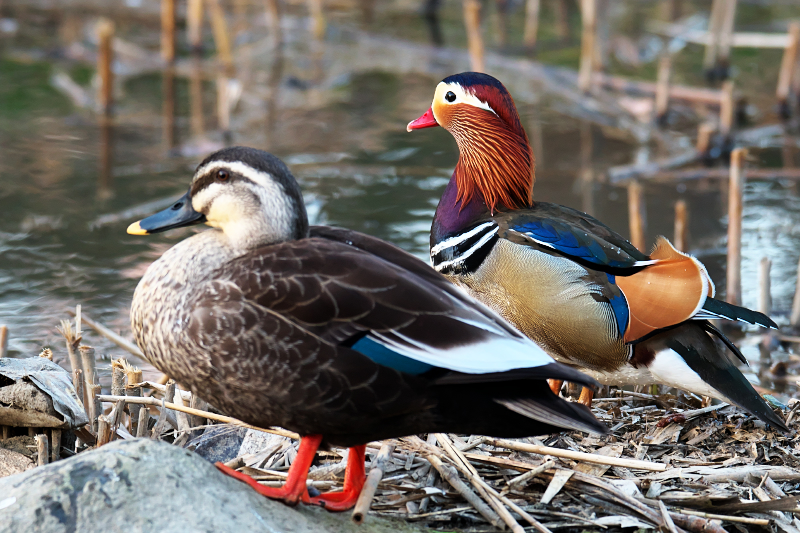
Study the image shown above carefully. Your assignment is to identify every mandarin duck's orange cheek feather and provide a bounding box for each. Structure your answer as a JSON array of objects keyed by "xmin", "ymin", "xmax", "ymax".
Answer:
[{"xmin": 422, "ymin": 71, "xmax": 786, "ymax": 432}]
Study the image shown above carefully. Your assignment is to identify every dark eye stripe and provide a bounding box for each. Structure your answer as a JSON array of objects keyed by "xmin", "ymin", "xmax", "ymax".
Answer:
[{"xmin": 190, "ymin": 168, "xmax": 252, "ymax": 197}]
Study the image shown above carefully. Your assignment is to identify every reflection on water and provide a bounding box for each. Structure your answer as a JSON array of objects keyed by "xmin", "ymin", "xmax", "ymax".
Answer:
[{"xmin": 1, "ymin": 5, "xmax": 800, "ymax": 398}]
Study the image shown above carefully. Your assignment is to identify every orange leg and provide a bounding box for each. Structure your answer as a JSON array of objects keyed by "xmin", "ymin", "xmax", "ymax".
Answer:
[
  {"xmin": 304, "ymin": 444, "xmax": 367, "ymax": 511},
  {"xmin": 548, "ymin": 379, "xmax": 563, "ymax": 395},
  {"xmin": 578, "ymin": 387, "xmax": 594, "ymax": 407},
  {"xmin": 215, "ymin": 434, "xmax": 323, "ymax": 506}
]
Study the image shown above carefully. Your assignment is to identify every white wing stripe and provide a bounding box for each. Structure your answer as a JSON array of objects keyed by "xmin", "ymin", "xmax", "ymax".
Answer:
[
  {"xmin": 433, "ymin": 227, "xmax": 499, "ymax": 272},
  {"xmin": 430, "ymin": 222, "xmax": 496, "ymax": 255}
]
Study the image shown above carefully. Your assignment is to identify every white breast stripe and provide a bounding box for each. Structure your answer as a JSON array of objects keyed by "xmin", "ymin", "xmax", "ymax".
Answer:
[
  {"xmin": 434, "ymin": 227, "xmax": 499, "ymax": 272},
  {"xmin": 431, "ymin": 222, "xmax": 496, "ymax": 255}
]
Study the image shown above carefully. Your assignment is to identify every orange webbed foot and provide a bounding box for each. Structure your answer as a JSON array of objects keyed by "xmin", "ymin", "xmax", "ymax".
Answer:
[{"xmin": 304, "ymin": 444, "xmax": 367, "ymax": 512}]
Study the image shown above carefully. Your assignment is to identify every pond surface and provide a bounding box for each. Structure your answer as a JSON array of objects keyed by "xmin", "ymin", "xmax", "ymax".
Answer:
[{"xmin": 1, "ymin": 4, "xmax": 800, "ymax": 399}]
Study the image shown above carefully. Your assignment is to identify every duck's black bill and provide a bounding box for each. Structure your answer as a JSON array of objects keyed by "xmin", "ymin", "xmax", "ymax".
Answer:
[{"xmin": 127, "ymin": 192, "xmax": 206, "ymax": 235}]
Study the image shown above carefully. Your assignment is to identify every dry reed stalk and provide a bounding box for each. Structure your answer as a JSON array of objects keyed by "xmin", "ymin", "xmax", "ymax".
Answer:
[
  {"xmin": 51, "ymin": 429, "xmax": 61, "ymax": 463},
  {"xmin": 463, "ymin": 0, "xmax": 484, "ymax": 73},
  {"xmin": 523, "ymin": 0, "xmax": 539, "ymax": 49},
  {"xmin": 57, "ymin": 320, "xmax": 83, "ymax": 397},
  {"xmin": 720, "ymin": 81, "xmax": 735, "ymax": 139},
  {"xmin": 655, "ymin": 55, "xmax": 672, "ymax": 122},
  {"xmin": 172, "ymin": 384, "xmax": 193, "ymax": 445},
  {"xmin": 151, "ymin": 381, "xmax": 175, "ymax": 439},
  {"xmin": 98, "ymin": 394, "xmax": 299, "ymax": 439},
  {"xmin": 627, "ymin": 180, "xmax": 646, "ymax": 251},
  {"xmin": 265, "ymin": 0, "xmax": 282, "ymax": 43},
  {"xmin": 216, "ymin": 76, "xmax": 231, "ymax": 133},
  {"xmin": 674, "ymin": 200, "xmax": 688, "ymax": 251},
  {"xmin": 187, "ymin": 0, "xmax": 204, "ymax": 52},
  {"xmin": 208, "ymin": 0, "xmax": 233, "ymax": 70},
  {"xmin": 72, "ymin": 369, "xmax": 84, "ymax": 415},
  {"xmin": 0, "ymin": 325, "xmax": 7, "ymax": 358},
  {"xmin": 427, "ymin": 455, "xmax": 503, "ymax": 528},
  {"xmin": 79, "ymin": 346, "xmax": 100, "ymax": 430},
  {"xmin": 97, "ymin": 415, "xmax": 111, "ymax": 446},
  {"xmin": 697, "ymin": 123, "xmax": 715, "ymax": 155},
  {"xmin": 674, "ymin": 508, "xmax": 768, "ymax": 526},
  {"xmin": 96, "ymin": 19, "xmax": 114, "ymax": 115},
  {"xmin": 352, "ymin": 443, "xmax": 394, "ymax": 524},
  {"xmin": 482, "ymin": 437, "xmax": 667, "ymax": 471},
  {"xmin": 555, "ymin": 0, "xmax": 570, "ymax": 41},
  {"xmin": 791, "ymin": 257, "xmax": 800, "ymax": 328},
  {"xmin": 717, "ymin": 0, "xmax": 737, "ymax": 72},
  {"xmin": 492, "ymin": 0, "xmax": 508, "ymax": 48},
  {"xmin": 777, "ymin": 22, "xmax": 800, "ymax": 117},
  {"xmin": 111, "ymin": 359, "xmax": 125, "ymax": 397},
  {"xmin": 578, "ymin": 0, "xmax": 597, "ymax": 93},
  {"xmin": 162, "ymin": 67, "xmax": 176, "ymax": 150},
  {"xmin": 506, "ymin": 459, "xmax": 556, "ymax": 490},
  {"xmin": 759, "ymin": 257, "xmax": 772, "ymax": 315},
  {"xmin": 1, "ymin": 426, "xmax": 8, "ymax": 439},
  {"xmin": 68, "ymin": 311, "xmax": 143, "ymax": 358},
  {"xmin": 189, "ymin": 394, "xmax": 208, "ymax": 428},
  {"xmin": 35, "ymin": 434, "xmax": 49, "ymax": 466},
  {"xmin": 703, "ymin": 0, "xmax": 724, "ymax": 72},
  {"xmin": 727, "ymin": 148, "xmax": 747, "ymax": 306},
  {"xmin": 125, "ymin": 365, "xmax": 143, "ymax": 434},
  {"xmin": 161, "ymin": 0, "xmax": 176, "ymax": 64},
  {"xmin": 136, "ymin": 405, "xmax": 150, "ymax": 438},
  {"xmin": 308, "ymin": 0, "xmax": 325, "ymax": 41}
]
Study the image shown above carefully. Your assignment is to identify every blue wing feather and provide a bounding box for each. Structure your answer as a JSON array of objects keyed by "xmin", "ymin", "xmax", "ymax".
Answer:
[
  {"xmin": 350, "ymin": 336, "xmax": 435, "ymax": 375},
  {"xmin": 604, "ymin": 273, "xmax": 630, "ymax": 337}
]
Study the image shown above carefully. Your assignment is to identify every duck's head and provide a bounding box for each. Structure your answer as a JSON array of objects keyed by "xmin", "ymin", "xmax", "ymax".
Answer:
[
  {"xmin": 127, "ymin": 147, "xmax": 309, "ymax": 250},
  {"xmin": 408, "ymin": 72, "xmax": 534, "ymax": 213}
]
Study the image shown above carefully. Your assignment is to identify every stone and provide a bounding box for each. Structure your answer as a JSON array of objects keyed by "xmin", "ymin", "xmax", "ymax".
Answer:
[
  {"xmin": 185, "ymin": 423, "xmax": 247, "ymax": 463},
  {"xmin": 0, "ymin": 438, "xmax": 429, "ymax": 533},
  {"xmin": 0, "ymin": 358, "xmax": 88, "ymax": 429},
  {"xmin": 0, "ymin": 448, "xmax": 34, "ymax": 478}
]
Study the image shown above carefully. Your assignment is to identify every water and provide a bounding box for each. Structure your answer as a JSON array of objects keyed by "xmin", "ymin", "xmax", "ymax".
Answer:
[{"xmin": 2, "ymin": 4, "xmax": 800, "ymax": 397}]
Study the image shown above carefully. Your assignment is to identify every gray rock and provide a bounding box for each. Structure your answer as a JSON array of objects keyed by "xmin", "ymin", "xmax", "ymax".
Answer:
[
  {"xmin": 0, "ymin": 438, "xmax": 429, "ymax": 533},
  {"xmin": 185, "ymin": 423, "xmax": 247, "ymax": 463}
]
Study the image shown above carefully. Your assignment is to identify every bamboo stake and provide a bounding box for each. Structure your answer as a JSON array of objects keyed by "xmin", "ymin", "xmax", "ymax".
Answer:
[
  {"xmin": 51, "ymin": 429, "xmax": 61, "ymax": 463},
  {"xmin": 482, "ymin": 437, "xmax": 667, "ymax": 471},
  {"xmin": 97, "ymin": 415, "xmax": 111, "ymax": 446},
  {"xmin": 98, "ymin": 394, "xmax": 300, "ymax": 439},
  {"xmin": 791, "ymin": 257, "xmax": 800, "ymax": 328},
  {"xmin": 627, "ymin": 180, "xmax": 646, "ymax": 251},
  {"xmin": 674, "ymin": 199, "xmax": 688, "ymax": 252},
  {"xmin": 777, "ymin": 22, "xmax": 800, "ymax": 117},
  {"xmin": 655, "ymin": 55, "xmax": 672, "ymax": 122},
  {"xmin": 578, "ymin": 0, "xmax": 597, "ymax": 93},
  {"xmin": 162, "ymin": 67, "xmax": 176, "ymax": 150},
  {"xmin": 187, "ymin": 0, "xmax": 204, "ymax": 52},
  {"xmin": 0, "ymin": 325, "xmax": 7, "ymax": 358},
  {"xmin": 161, "ymin": 0, "xmax": 176, "ymax": 64},
  {"xmin": 73, "ymin": 369, "xmax": 84, "ymax": 422},
  {"xmin": 2, "ymin": 426, "xmax": 8, "ymax": 439},
  {"xmin": 759, "ymin": 257, "xmax": 772, "ymax": 316},
  {"xmin": 726, "ymin": 148, "xmax": 747, "ymax": 307},
  {"xmin": 96, "ymin": 19, "xmax": 114, "ymax": 115},
  {"xmin": 111, "ymin": 360, "xmax": 125, "ymax": 397},
  {"xmin": 523, "ymin": 0, "xmax": 540, "ymax": 49},
  {"xmin": 189, "ymin": 394, "xmax": 208, "ymax": 428},
  {"xmin": 151, "ymin": 381, "xmax": 175, "ymax": 439},
  {"xmin": 208, "ymin": 0, "xmax": 233, "ymax": 71},
  {"xmin": 35, "ymin": 434, "xmax": 49, "ymax": 466},
  {"xmin": 352, "ymin": 443, "xmax": 395, "ymax": 524},
  {"xmin": 126, "ymin": 367, "xmax": 143, "ymax": 435},
  {"xmin": 216, "ymin": 75, "xmax": 231, "ymax": 135},
  {"xmin": 308, "ymin": 0, "xmax": 325, "ymax": 40},
  {"xmin": 719, "ymin": 80, "xmax": 735, "ymax": 139},
  {"xmin": 463, "ymin": 0, "xmax": 484, "ymax": 73}
]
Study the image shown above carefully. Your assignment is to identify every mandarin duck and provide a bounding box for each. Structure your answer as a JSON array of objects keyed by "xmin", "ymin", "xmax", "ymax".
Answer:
[
  {"xmin": 408, "ymin": 72, "xmax": 787, "ymax": 432},
  {"xmin": 128, "ymin": 146, "xmax": 607, "ymax": 511}
]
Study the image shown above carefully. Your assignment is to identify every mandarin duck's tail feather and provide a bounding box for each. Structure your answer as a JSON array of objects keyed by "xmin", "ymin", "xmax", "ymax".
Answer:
[
  {"xmin": 649, "ymin": 324, "xmax": 789, "ymax": 433},
  {"xmin": 696, "ymin": 298, "xmax": 778, "ymax": 330},
  {"xmin": 699, "ymin": 320, "xmax": 748, "ymax": 365}
]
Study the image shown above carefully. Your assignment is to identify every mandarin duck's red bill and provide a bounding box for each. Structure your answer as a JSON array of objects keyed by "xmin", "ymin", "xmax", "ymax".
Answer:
[
  {"xmin": 407, "ymin": 106, "xmax": 438, "ymax": 131},
  {"xmin": 409, "ymin": 71, "xmax": 787, "ymax": 432}
]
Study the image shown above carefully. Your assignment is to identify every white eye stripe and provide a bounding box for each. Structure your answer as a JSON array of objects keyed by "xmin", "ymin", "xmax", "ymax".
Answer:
[{"xmin": 436, "ymin": 82, "xmax": 498, "ymax": 116}]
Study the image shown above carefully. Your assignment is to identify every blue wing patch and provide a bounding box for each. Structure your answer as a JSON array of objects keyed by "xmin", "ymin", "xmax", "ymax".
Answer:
[
  {"xmin": 605, "ymin": 273, "xmax": 629, "ymax": 337},
  {"xmin": 511, "ymin": 221, "xmax": 632, "ymax": 268},
  {"xmin": 350, "ymin": 336, "xmax": 435, "ymax": 375}
]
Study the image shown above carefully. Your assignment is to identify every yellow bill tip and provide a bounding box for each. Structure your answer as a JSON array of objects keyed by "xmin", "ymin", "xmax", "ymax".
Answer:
[{"xmin": 127, "ymin": 221, "xmax": 149, "ymax": 235}]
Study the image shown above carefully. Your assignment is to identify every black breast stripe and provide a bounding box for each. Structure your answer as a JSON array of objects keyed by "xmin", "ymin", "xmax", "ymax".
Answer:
[{"xmin": 431, "ymin": 222, "xmax": 499, "ymax": 275}]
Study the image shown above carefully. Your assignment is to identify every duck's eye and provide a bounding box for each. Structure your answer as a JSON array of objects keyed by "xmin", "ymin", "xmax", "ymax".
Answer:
[
  {"xmin": 216, "ymin": 170, "xmax": 230, "ymax": 182},
  {"xmin": 445, "ymin": 91, "xmax": 456, "ymax": 103}
]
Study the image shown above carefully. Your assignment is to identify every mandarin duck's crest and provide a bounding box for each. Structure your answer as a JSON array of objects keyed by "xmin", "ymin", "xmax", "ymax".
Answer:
[{"xmin": 408, "ymin": 72, "xmax": 534, "ymax": 213}]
